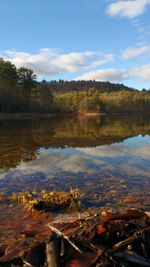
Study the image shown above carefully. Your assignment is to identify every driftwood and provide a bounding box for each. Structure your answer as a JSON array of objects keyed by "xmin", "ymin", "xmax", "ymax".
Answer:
[
  {"xmin": 46, "ymin": 235, "xmax": 60, "ymax": 267},
  {"xmin": 113, "ymin": 226, "xmax": 150, "ymax": 251}
]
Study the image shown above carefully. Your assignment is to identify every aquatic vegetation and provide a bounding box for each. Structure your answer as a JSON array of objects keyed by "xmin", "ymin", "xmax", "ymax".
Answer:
[
  {"xmin": 10, "ymin": 191, "xmax": 33, "ymax": 202},
  {"xmin": 0, "ymin": 189, "xmax": 81, "ymax": 211},
  {"xmin": 41, "ymin": 188, "xmax": 80, "ymax": 210}
]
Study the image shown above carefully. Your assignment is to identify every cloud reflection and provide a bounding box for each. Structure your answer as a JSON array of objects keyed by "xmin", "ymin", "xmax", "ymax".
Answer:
[
  {"xmin": 77, "ymin": 144, "xmax": 128, "ymax": 158},
  {"xmin": 0, "ymin": 136, "xmax": 149, "ymax": 184}
]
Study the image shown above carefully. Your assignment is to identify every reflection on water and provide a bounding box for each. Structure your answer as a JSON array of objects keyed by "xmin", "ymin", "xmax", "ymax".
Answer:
[{"xmin": 0, "ymin": 115, "xmax": 150, "ymax": 209}]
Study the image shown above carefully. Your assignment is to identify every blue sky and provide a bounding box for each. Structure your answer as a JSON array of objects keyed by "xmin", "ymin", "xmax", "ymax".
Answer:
[{"xmin": 0, "ymin": 0, "xmax": 150, "ymax": 89}]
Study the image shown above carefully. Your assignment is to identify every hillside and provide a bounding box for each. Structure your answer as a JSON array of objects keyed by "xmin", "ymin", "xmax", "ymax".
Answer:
[{"xmin": 46, "ymin": 80, "xmax": 138, "ymax": 93}]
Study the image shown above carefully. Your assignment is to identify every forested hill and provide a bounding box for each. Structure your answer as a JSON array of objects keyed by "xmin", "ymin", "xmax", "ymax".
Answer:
[
  {"xmin": 45, "ymin": 80, "xmax": 137, "ymax": 93},
  {"xmin": 0, "ymin": 59, "xmax": 150, "ymax": 114}
]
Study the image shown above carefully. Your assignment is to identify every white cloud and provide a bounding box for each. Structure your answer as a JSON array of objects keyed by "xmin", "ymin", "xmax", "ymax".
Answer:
[
  {"xmin": 0, "ymin": 48, "xmax": 113, "ymax": 77},
  {"xmin": 107, "ymin": 0, "xmax": 150, "ymax": 19},
  {"xmin": 132, "ymin": 64, "xmax": 150, "ymax": 82},
  {"xmin": 1, "ymin": 48, "xmax": 150, "ymax": 85},
  {"xmin": 122, "ymin": 44, "xmax": 150, "ymax": 59},
  {"xmin": 75, "ymin": 68, "xmax": 129, "ymax": 82}
]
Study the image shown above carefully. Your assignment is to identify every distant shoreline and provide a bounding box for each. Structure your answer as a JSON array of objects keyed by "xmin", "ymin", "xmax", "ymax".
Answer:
[{"xmin": 0, "ymin": 112, "xmax": 150, "ymax": 119}]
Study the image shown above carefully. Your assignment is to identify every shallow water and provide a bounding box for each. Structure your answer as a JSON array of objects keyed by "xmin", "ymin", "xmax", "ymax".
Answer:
[{"xmin": 0, "ymin": 115, "xmax": 150, "ymax": 210}]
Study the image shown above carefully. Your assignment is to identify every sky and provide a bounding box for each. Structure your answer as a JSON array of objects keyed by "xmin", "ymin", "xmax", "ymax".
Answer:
[{"xmin": 0, "ymin": 0, "xmax": 150, "ymax": 89}]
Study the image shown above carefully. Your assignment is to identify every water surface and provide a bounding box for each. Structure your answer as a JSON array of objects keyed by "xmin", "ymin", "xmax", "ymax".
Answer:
[{"xmin": 0, "ymin": 115, "xmax": 150, "ymax": 210}]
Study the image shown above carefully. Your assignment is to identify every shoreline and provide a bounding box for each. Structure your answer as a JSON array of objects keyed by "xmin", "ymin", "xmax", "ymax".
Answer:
[{"xmin": 0, "ymin": 111, "xmax": 150, "ymax": 119}]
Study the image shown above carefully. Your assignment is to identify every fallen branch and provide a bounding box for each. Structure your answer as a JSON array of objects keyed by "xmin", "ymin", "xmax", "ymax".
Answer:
[
  {"xmin": 113, "ymin": 226, "xmax": 150, "ymax": 251},
  {"xmin": 48, "ymin": 223, "xmax": 83, "ymax": 254}
]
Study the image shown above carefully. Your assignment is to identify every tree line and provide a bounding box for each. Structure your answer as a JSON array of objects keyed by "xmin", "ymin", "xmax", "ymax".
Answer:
[
  {"xmin": 0, "ymin": 59, "xmax": 150, "ymax": 114},
  {"xmin": 0, "ymin": 59, "xmax": 53, "ymax": 113}
]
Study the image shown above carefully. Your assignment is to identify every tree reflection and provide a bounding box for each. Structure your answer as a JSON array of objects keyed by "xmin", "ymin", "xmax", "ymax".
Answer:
[{"xmin": 0, "ymin": 115, "xmax": 150, "ymax": 169}]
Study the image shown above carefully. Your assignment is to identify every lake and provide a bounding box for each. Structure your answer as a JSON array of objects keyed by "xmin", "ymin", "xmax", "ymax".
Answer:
[{"xmin": 0, "ymin": 114, "xmax": 150, "ymax": 210}]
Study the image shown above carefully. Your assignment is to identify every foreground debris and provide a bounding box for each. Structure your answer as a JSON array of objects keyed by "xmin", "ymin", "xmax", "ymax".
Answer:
[
  {"xmin": 0, "ymin": 190, "xmax": 150, "ymax": 266},
  {"xmin": 47, "ymin": 209, "xmax": 150, "ymax": 267}
]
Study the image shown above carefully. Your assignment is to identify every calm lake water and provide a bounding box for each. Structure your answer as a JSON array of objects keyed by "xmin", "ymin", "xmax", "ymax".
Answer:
[{"xmin": 0, "ymin": 115, "xmax": 150, "ymax": 210}]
